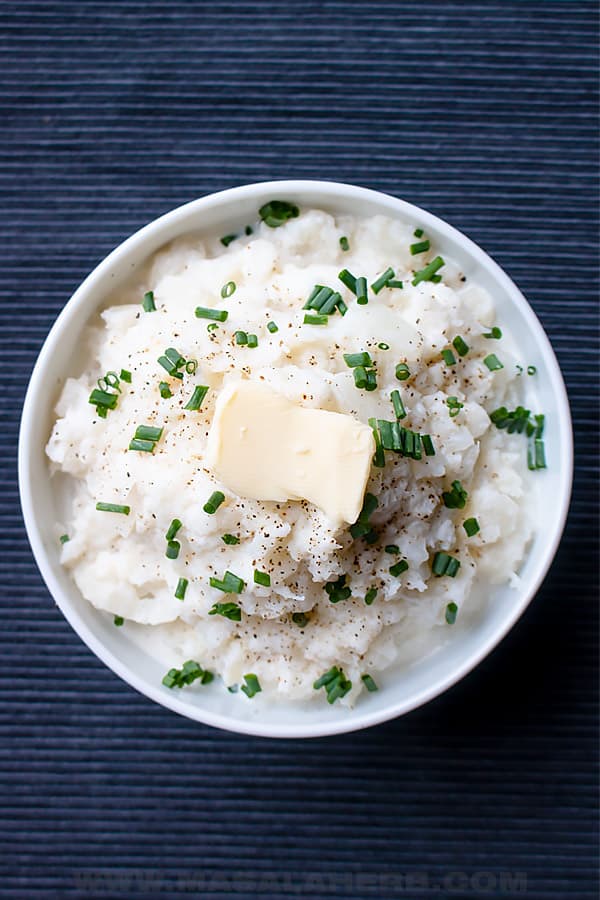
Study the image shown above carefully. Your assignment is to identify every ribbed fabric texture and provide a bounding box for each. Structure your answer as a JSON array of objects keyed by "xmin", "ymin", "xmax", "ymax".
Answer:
[{"xmin": 1, "ymin": 1, "xmax": 598, "ymax": 897}]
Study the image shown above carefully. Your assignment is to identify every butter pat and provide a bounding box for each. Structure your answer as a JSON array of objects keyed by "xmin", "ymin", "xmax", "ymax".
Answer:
[{"xmin": 205, "ymin": 381, "xmax": 375, "ymax": 526}]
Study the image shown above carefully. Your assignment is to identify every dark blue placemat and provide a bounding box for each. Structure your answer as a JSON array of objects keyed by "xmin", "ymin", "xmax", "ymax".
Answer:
[{"xmin": 1, "ymin": 1, "xmax": 598, "ymax": 898}]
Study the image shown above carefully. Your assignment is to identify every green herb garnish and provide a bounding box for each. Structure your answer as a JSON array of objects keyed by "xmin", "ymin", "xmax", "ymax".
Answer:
[
  {"xmin": 209, "ymin": 571, "xmax": 245, "ymax": 594},
  {"xmin": 222, "ymin": 533, "xmax": 240, "ymax": 545},
  {"xmin": 259, "ymin": 200, "xmax": 299, "ymax": 228},
  {"xmin": 195, "ymin": 307, "xmax": 228, "ymax": 322},
  {"xmin": 96, "ymin": 502, "xmax": 130, "ymax": 515},
  {"xmin": 463, "ymin": 517, "xmax": 480, "ymax": 537},
  {"xmin": 445, "ymin": 602, "xmax": 458, "ymax": 624},
  {"xmin": 208, "ymin": 600, "xmax": 242, "ymax": 620},
  {"xmin": 442, "ymin": 480, "xmax": 468, "ymax": 509},
  {"xmin": 184, "ymin": 385, "xmax": 209, "ymax": 410},
  {"xmin": 361, "ymin": 673, "xmax": 378, "ymax": 692},
  {"xmin": 174, "ymin": 578, "xmax": 189, "ymax": 600},
  {"xmin": 203, "ymin": 491, "xmax": 225, "ymax": 514},
  {"xmin": 142, "ymin": 291, "xmax": 156, "ymax": 312},
  {"xmin": 221, "ymin": 281, "xmax": 236, "ymax": 298},
  {"xmin": 484, "ymin": 353, "xmax": 504, "ymax": 371},
  {"xmin": 241, "ymin": 673, "xmax": 262, "ymax": 697},
  {"xmin": 313, "ymin": 666, "xmax": 352, "ymax": 704},
  {"xmin": 162, "ymin": 660, "xmax": 213, "ymax": 689},
  {"xmin": 412, "ymin": 255, "xmax": 445, "ymax": 286},
  {"xmin": 253, "ymin": 569, "xmax": 271, "ymax": 587},
  {"xmin": 432, "ymin": 552, "xmax": 460, "ymax": 577}
]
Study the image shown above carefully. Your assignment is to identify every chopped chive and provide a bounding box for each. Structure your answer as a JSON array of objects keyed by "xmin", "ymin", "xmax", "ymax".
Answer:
[
  {"xmin": 241, "ymin": 673, "xmax": 262, "ymax": 697},
  {"xmin": 378, "ymin": 419, "xmax": 394, "ymax": 450},
  {"xmin": 174, "ymin": 578, "xmax": 189, "ymax": 601},
  {"xmin": 254, "ymin": 569, "xmax": 271, "ymax": 587},
  {"xmin": 387, "ymin": 279, "xmax": 404, "ymax": 289},
  {"xmin": 207, "ymin": 322, "xmax": 219, "ymax": 333},
  {"xmin": 89, "ymin": 388, "xmax": 118, "ymax": 410},
  {"xmin": 432, "ymin": 551, "xmax": 461, "ymax": 577},
  {"xmin": 336, "ymin": 297, "xmax": 348, "ymax": 316},
  {"xmin": 235, "ymin": 330, "xmax": 248, "ymax": 345},
  {"xmin": 158, "ymin": 347, "xmax": 185, "ymax": 378},
  {"xmin": 313, "ymin": 667, "xmax": 341, "ymax": 689},
  {"xmin": 352, "ymin": 365, "xmax": 368, "ymax": 389},
  {"xmin": 292, "ymin": 612, "xmax": 310, "ymax": 627},
  {"xmin": 364, "ymin": 587, "xmax": 377, "ymax": 606},
  {"xmin": 142, "ymin": 290, "xmax": 156, "ymax": 312},
  {"xmin": 483, "ymin": 326, "xmax": 502, "ymax": 339},
  {"xmin": 339, "ymin": 236, "xmax": 350, "ymax": 251},
  {"xmin": 349, "ymin": 492, "xmax": 378, "ymax": 539},
  {"xmin": 203, "ymin": 491, "xmax": 225, "ymax": 514},
  {"xmin": 59, "ymin": 534, "xmax": 70, "ymax": 544},
  {"xmin": 113, "ymin": 615, "xmax": 124, "ymax": 626},
  {"xmin": 385, "ymin": 544, "xmax": 400, "ymax": 555},
  {"xmin": 165, "ymin": 519, "xmax": 182, "ymax": 541},
  {"xmin": 484, "ymin": 353, "xmax": 504, "ymax": 371},
  {"xmin": 445, "ymin": 602, "xmax": 458, "ymax": 625},
  {"xmin": 452, "ymin": 335, "xmax": 470, "ymax": 357},
  {"xmin": 209, "ymin": 600, "xmax": 241, "ymax": 620},
  {"xmin": 344, "ymin": 351, "xmax": 373, "ymax": 368},
  {"xmin": 389, "ymin": 559, "xmax": 409, "ymax": 577},
  {"xmin": 412, "ymin": 255, "xmax": 445, "ymax": 286},
  {"xmin": 394, "ymin": 363, "xmax": 410, "ymax": 383},
  {"xmin": 414, "ymin": 227, "xmax": 424, "ymax": 238},
  {"xmin": 356, "ymin": 276, "xmax": 368, "ymax": 305},
  {"xmin": 209, "ymin": 571, "xmax": 245, "ymax": 594},
  {"xmin": 259, "ymin": 200, "xmax": 299, "ymax": 228},
  {"xmin": 421, "ymin": 434, "xmax": 436, "ymax": 456},
  {"xmin": 535, "ymin": 437, "xmax": 546, "ymax": 469},
  {"xmin": 159, "ymin": 381, "xmax": 173, "ymax": 399},
  {"xmin": 313, "ymin": 666, "xmax": 352, "ymax": 703},
  {"xmin": 371, "ymin": 267, "xmax": 395, "ymax": 294},
  {"xmin": 361, "ymin": 673, "xmax": 378, "ymax": 692},
  {"xmin": 378, "ymin": 342, "xmax": 390, "ymax": 350},
  {"xmin": 307, "ymin": 286, "xmax": 333, "ymax": 311},
  {"xmin": 128, "ymin": 438, "xmax": 155, "ymax": 452},
  {"xmin": 267, "ymin": 321, "xmax": 279, "ymax": 333},
  {"xmin": 184, "ymin": 385, "xmax": 209, "ymax": 410},
  {"xmin": 165, "ymin": 540, "xmax": 180, "ymax": 560},
  {"xmin": 135, "ymin": 425, "xmax": 163, "ymax": 442},
  {"xmin": 324, "ymin": 573, "xmax": 352, "ymax": 604},
  {"xmin": 96, "ymin": 502, "xmax": 130, "ymax": 515},
  {"xmin": 246, "ymin": 334, "xmax": 258, "ymax": 348},
  {"xmin": 446, "ymin": 396, "xmax": 464, "ymax": 418},
  {"xmin": 222, "ymin": 533, "xmax": 240, "ymax": 545},
  {"xmin": 120, "ymin": 369, "xmax": 132, "ymax": 383},
  {"xmin": 303, "ymin": 284, "xmax": 326, "ymax": 310},
  {"xmin": 442, "ymin": 480, "xmax": 468, "ymax": 509},
  {"xmin": 338, "ymin": 268, "xmax": 358, "ymax": 294},
  {"xmin": 410, "ymin": 239, "xmax": 430, "ymax": 255},
  {"xmin": 221, "ymin": 281, "xmax": 236, "ymax": 298},
  {"xmin": 195, "ymin": 307, "xmax": 228, "ymax": 322},
  {"xmin": 368, "ymin": 417, "xmax": 386, "ymax": 468},
  {"xmin": 317, "ymin": 290, "xmax": 342, "ymax": 317},
  {"xmin": 442, "ymin": 348, "xmax": 457, "ymax": 366},
  {"xmin": 463, "ymin": 517, "xmax": 480, "ymax": 537},
  {"xmin": 527, "ymin": 365, "xmax": 537, "ymax": 375},
  {"xmin": 303, "ymin": 313, "xmax": 328, "ymax": 325},
  {"xmin": 390, "ymin": 389, "xmax": 406, "ymax": 420},
  {"xmin": 431, "ymin": 274, "xmax": 442, "ymax": 283},
  {"xmin": 162, "ymin": 660, "xmax": 213, "ymax": 689},
  {"xmin": 364, "ymin": 531, "xmax": 379, "ymax": 546},
  {"xmin": 220, "ymin": 234, "xmax": 237, "ymax": 246}
]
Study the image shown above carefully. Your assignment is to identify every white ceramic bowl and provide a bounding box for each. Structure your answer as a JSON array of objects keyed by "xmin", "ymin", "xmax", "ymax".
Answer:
[{"xmin": 19, "ymin": 181, "xmax": 572, "ymax": 738}]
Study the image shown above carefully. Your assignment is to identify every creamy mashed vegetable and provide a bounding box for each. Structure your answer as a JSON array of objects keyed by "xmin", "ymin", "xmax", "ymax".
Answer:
[{"xmin": 47, "ymin": 207, "xmax": 538, "ymax": 705}]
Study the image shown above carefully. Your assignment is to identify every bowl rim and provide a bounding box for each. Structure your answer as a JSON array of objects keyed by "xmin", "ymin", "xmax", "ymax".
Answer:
[{"xmin": 18, "ymin": 179, "xmax": 573, "ymax": 738}]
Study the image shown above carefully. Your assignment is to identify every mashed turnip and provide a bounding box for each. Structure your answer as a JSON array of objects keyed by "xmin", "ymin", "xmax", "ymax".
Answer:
[{"xmin": 47, "ymin": 208, "xmax": 535, "ymax": 704}]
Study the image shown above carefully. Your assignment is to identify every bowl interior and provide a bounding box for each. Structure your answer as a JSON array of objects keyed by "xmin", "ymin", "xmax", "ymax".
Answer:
[{"xmin": 19, "ymin": 181, "xmax": 572, "ymax": 737}]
